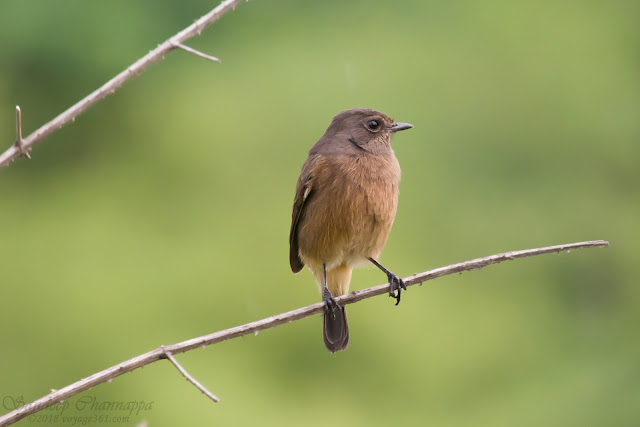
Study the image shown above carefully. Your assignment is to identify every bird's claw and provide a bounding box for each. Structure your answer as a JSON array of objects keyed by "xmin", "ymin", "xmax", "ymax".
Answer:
[
  {"xmin": 323, "ymin": 288, "xmax": 340, "ymax": 319},
  {"xmin": 387, "ymin": 273, "xmax": 407, "ymax": 306}
]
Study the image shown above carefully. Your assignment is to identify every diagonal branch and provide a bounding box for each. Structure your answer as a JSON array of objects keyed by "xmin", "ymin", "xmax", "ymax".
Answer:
[
  {"xmin": 0, "ymin": 0, "xmax": 247, "ymax": 168},
  {"xmin": 0, "ymin": 240, "xmax": 609, "ymax": 426}
]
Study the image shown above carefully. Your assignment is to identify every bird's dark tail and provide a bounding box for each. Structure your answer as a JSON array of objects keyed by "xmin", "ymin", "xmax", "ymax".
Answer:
[{"xmin": 323, "ymin": 306, "xmax": 349, "ymax": 353}]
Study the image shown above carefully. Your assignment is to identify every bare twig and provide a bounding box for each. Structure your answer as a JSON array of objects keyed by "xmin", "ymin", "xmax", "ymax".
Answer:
[
  {"xmin": 162, "ymin": 346, "xmax": 220, "ymax": 403},
  {"xmin": 0, "ymin": 0, "xmax": 246, "ymax": 168},
  {"xmin": 172, "ymin": 42, "xmax": 221, "ymax": 63},
  {"xmin": 14, "ymin": 106, "xmax": 30, "ymax": 160},
  {"xmin": 0, "ymin": 240, "xmax": 609, "ymax": 426}
]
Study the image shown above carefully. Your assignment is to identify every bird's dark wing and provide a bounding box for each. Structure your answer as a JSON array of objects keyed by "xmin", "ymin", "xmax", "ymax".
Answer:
[{"xmin": 289, "ymin": 154, "xmax": 324, "ymax": 273}]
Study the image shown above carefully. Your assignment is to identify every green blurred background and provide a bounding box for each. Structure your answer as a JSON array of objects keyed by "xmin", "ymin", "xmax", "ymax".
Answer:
[{"xmin": 1, "ymin": 0, "xmax": 638, "ymax": 425}]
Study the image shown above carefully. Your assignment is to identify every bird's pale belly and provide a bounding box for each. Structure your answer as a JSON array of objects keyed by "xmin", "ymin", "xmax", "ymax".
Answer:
[{"xmin": 298, "ymin": 176, "xmax": 398, "ymax": 270}]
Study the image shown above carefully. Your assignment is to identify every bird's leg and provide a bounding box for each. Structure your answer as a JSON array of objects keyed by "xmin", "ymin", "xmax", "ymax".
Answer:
[
  {"xmin": 322, "ymin": 263, "xmax": 339, "ymax": 319},
  {"xmin": 368, "ymin": 258, "xmax": 406, "ymax": 306}
]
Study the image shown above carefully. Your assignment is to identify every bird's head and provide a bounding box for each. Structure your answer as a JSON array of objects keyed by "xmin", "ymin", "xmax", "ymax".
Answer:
[{"xmin": 320, "ymin": 108, "xmax": 413, "ymax": 155}]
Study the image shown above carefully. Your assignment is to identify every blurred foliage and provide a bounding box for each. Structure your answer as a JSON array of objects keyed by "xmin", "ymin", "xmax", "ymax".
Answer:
[{"xmin": 0, "ymin": 0, "xmax": 638, "ymax": 426}]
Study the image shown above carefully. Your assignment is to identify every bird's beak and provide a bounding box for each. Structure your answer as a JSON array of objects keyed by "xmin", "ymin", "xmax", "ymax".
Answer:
[{"xmin": 389, "ymin": 122, "xmax": 413, "ymax": 132}]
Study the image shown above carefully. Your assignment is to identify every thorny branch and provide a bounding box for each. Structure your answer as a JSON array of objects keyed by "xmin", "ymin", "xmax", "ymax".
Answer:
[
  {"xmin": 0, "ymin": 0, "xmax": 248, "ymax": 167},
  {"xmin": 0, "ymin": 240, "xmax": 609, "ymax": 426}
]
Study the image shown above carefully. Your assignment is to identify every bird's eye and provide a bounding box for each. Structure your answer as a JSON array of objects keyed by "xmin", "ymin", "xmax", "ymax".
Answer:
[{"xmin": 366, "ymin": 120, "xmax": 381, "ymax": 132}]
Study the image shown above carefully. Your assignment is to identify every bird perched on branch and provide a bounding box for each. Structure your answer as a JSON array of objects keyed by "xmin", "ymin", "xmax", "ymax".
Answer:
[{"xmin": 289, "ymin": 108, "xmax": 413, "ymax": 353}]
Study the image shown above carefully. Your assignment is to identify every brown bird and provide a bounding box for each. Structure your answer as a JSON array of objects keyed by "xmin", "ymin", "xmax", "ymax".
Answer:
[{"xmin": 289, "ymin": 108, "xmax": 413, "ymax": 353}]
